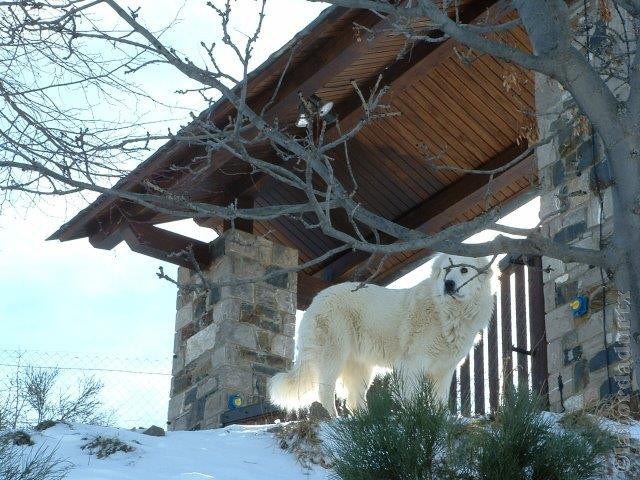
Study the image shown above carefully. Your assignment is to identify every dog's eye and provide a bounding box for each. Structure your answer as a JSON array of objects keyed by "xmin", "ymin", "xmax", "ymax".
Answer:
[{"xmin": 460, "ymin": 267, "xmax": 468, "ymax": 274}]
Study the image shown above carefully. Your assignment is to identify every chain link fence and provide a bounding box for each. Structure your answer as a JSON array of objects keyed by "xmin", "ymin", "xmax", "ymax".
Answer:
[{"xmin": 0, "ymin": 349, "xmax": 172, "ymax": 429}]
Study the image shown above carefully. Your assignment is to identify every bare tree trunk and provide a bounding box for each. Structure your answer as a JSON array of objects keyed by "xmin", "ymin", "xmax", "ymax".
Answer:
[{"xmin": 606, "ymin": 136, "xmax": 640, "ymax": 392}]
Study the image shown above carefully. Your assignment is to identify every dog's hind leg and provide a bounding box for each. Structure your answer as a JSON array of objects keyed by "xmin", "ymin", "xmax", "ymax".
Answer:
[
  {"xmin": 341, "ymin": 359, "xmax": 374, "ymax": 413},
  {"xmin": 430, "ymin": 369, "xmax": 455, "ymax": 404},
  {"xmin": 316, "ymin": 348, "xmax": 346, "ymax": 417}
]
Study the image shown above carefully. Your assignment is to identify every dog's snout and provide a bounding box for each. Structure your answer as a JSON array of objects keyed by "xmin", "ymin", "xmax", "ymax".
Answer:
[{"xmin": 444, "ymin": 279, "xmax": 456, "ymax": 294}]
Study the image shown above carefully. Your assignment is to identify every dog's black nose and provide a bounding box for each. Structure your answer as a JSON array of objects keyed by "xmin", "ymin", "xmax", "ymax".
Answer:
[{"xmin": 444, "ymin": 279, "xmax": 456, "ymax": 294}]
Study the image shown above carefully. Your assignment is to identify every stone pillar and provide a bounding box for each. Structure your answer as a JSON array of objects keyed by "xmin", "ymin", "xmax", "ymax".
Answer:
[
  {"xmin": 167, "ymin": 230, "xmax": 298, "ymax": 430},
  {"xmin": 536, "ymin": 73, "xmax": 622, "ymax": 412}
]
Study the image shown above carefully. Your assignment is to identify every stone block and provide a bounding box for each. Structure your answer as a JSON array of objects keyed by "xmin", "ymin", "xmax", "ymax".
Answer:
[
  {"xmin": 224, "ymin": 282, "xmax": 255, "ymax": 304},
  {"xmin": 553, "ymin": 221, "xmax": 587, "ymax": 244},
  {"xmin": 185, "ymin": 324, "xmax": 218, "ymax": 365},
  {"xmin": 214, "ymin": 365, "xmax": 253, "ymax": 392},
  {"xmin": 551, "ymin": 160, "xmax": 565, "ymax": 187},
  {"xmin": 230, "ymin": 323, "xmax": 257, "ymax": 350},
  {"xmin": 543, "ymin": 279, "xmax": 557, "ymax": 314},
  {"xmin": 575, "ymin": 138, "xmax": 594, "ymax": 169},
  {"xmin": 539, "ymin": 194, "xmax": 559, "ymax": 222},
  {"xmin": 256, "ymin": 330, "xmax": 272, "ymax": 352},
  {"xmin": 576, "ymin": 266, "xmax": 604, "ymax": 292},
  {"xmin": 547, "ymin": 337, "xmax": 563, "ymax": 374},
  {"xmin": 180, "ymin": 323, "xmax": 197, "ymax": 342},
  {"xmin": 172, "ymin": 346, "xmax": 185, "ymax": 375},
  {"xmin": 167, "ymin": 390, "xmax": 186, "ymax": 421},
  {"xmin": 272, "ymin": 242, "xmax": 298, "ymax": 268},
  {"xmin": 573, "ymin": 359, "xmax": 589, "ymax": 392},
  {"xmin": 253, "ymin": 373, "xmax": 268, "ymax": 398},
  {"xmin": 211, "ymin": 298, "xmax": 241, "ymax": 325},
  {"xmin": 239, "ymin": 302, "xmax": 282, "ymax": 333},
  {"xmin": 545, "ymin": 304, "xmax": 575, "ymax": 342},
  {"xmin": 265, "ymin": 265, "xmax": 289, "ymax": 289},
  {"xmin": 542, "ymin": 256, "xmax": 565, "ymax": 283},
  {"xmin": 224, "ymin": 230, "xmax": 270, "ymax": 261},
  {"xmin": 206, "ymin": 286, "xmax": 221, "ymax": 307},
  {"xmin": 536, "ymin": 141, "xmax": 557, "ymax": 169},
  {"xmin": 203, "ymin": 391, "xmax": 225, "ymax": 425},
  {"xmin": 564, "ymin": 393, "xmax": 584, "ymax": 412},
  {"xmin": 546, "ymin": 215, "xmax": 563, "ymax": 238},
  {"xmin": 588, "ymin": 344, "xmax": 619, "ymax": 372},
  {"xmin": 275, "ymin": 289, "xmax": 296, "ymax": 315},
  {"xmin": 571, "ymin": 232, "xmax": 596, "ymax": 250},
  {"xmin": 171, "ymin": 369, "xmax": 191, "ymax": 396},
  {"xmin": 564, "ymin": 345, "xmax": 583, "ymax": 365},
  {"xmin": 254, "ymin": 284, "xmax": 279, "ymax": 310},
  {"xmin": 207, "ymin": 256, "xmax": 233, "ymax": 283},
  {"xmin": 283, "ymin": 318, "xmax": 296, "ymax": 338},
  {"xmin": 583, "ymin": 385, "xmax": 600, "ymax": 406},
  {"xmin": 578, "ymin": 308, "xmax": 614, "ymax": 345},
  {"xmin": 601, "ymin": 187, "xmax": 613, "ymax": 219},
  {"xmin": 184, "ymin": 386, "xmax": 197, "ymax": 406},
  {"xmin": 252, "ymin": 363, "xmax": 281, "ymax": 376},
  {"xmin": 197, "ymin": 375, "xmax": 219, "ymax": 398},
  {"xmin": 271, "ymin": 334, "xmax": 294, "ymax": 359},
  {"xmin": 561, "ymin": 330, "xmax": 579, "ymax": 350},
  {"xmin": 211, "ymin": 344, "xmax": 236, "ymax": 368},
  {"xmin": 555, "ymin": 280, "xmax": 577, "ymax": 307},
  {"xmin": 193, "ymin": 294, "xmax": 207, "ymax": 322},
  {"xmin": 177, "ymin": 266, "xmax": 192, "ymax": 285},
  {"xmin": 589, "ymin": 159, "xmax": 614, "ymax": 191},
  {"xmin": 175, "ymin": 304, "xmax": 194, "ymax": 331},
  {"xmin": 169, "ymin": 411, "xmax": 191, "ymax": 431},
  {"xmin": 209, "ymin": 236, "xmax": 226, "ymax": 261},
  {"xmin": 230, "ymin": 254, "xmax": 266, "ymax": 280}
]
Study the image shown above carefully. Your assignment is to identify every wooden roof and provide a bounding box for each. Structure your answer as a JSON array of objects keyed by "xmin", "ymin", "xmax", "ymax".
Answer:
[{"xmin": 50, "ymin": 1, "xmax": 537, "ymax": 308}]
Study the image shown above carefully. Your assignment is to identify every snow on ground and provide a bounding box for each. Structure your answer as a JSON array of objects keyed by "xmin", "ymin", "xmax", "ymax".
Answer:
[
  {"xmin": 15, "ymin": 422, "xmax": 330, "ymax": 480},
  {"xmin": 5, "ymin": 417, "xmax": 640, "ymax": 479}
]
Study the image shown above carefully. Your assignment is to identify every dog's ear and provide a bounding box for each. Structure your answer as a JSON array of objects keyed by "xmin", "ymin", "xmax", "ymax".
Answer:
[
  {"xmin": 432, "ymin": 256, "xmax": 446, "ymax": 280},
  {"xmin": 483, "ymin": 257, "xmax": 495, "ymax": 277}
]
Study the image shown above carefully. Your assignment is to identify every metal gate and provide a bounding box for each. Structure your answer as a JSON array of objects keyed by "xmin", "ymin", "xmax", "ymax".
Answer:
[{"xmin": 448, "ymin": 255, "xmax": 548, "ymax": 415}]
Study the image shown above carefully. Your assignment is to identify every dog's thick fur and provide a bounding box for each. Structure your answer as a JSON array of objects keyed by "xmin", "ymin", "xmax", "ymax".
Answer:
[{"xmin": 268, "ymin": 254, "xmax": 494, "ymax": 416}]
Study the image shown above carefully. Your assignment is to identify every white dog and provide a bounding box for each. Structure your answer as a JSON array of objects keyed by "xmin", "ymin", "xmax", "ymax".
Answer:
[{"xmin": 268, "ymin": 254, "xmax": 494, "ymax": 416}]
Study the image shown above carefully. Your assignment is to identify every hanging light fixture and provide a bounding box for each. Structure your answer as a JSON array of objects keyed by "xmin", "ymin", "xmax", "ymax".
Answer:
[
  {"xmin": 295, "ymin": 94, "xmax": 335, "ymax": 128},
  {"xmin": 295, "ymin": 102, "xmax": 309, "ymax": 128},
  {"xmin": 319, "ymin": 100, "xmax": 334, "ymax": 118}
]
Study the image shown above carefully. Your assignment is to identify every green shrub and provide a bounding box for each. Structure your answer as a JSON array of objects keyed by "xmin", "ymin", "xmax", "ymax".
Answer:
[
  {"xmin": 327, "ymin": 373, "xmax": 615, "ymax": 480},
  {"xmin": 327, "ymin": 372, "xmax": 462, "ymax": 480},
  {"xmin": 465, "ymin": 387, "xmax": 614, "ymax": 480},
  {"xmin": 80, "ymin": 435, "xmax": 134, "ymax": 459}
]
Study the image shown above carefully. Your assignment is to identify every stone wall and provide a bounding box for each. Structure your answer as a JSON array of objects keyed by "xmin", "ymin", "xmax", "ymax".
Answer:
[
  {"xmin": 536, "ymin": 73, "xmax": 624, "ymax": 412},
  {"xmin": 167, "ymin": 230, "xmax": 298, "ymax": 430}
]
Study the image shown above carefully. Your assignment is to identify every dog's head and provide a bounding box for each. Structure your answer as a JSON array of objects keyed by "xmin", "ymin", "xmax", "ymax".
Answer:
[{"xmin": 432, "ymin": 254, "xmax": 493, "ymax": 301}]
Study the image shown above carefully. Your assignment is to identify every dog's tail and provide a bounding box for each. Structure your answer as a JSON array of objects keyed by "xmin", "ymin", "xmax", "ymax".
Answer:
[{"xmin": 268, "ymin": 357, "xmax": 318, "ymax": 410}]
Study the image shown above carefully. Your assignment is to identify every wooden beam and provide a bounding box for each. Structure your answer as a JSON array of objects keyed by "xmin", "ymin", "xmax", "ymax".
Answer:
[
  {"xmin": 222, "ymin": 196, "xmax": 255, "ymax": 234},
  {"xmin": 297, "ymin": 272, "xmax": 330, "ymax": 310},
  {"xmin": 234, "ymin": 0, "xmax": 502, "ymax": 201},
  {"xmin": 89, "ymin": 224, "xmax": 125, "ymax": 250},
  {"xmin": 315, "ymin": 143, "xmax": 532, "ymax": 282},
  {"xmin": 119, "ymin": 221, "xmax": 327, "ymax": 309},
  {"xmin": 120, "ymin": 223, "xmax": 211, "ymax": 269}
]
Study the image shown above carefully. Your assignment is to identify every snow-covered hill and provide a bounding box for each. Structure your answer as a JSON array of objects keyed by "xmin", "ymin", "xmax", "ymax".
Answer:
[
  {"xmin": 4, "ymin": 417, "xmax": 640, "ymax": 479},
  {"xmin": 10, "ymin": 422, "xmax": 329, "ymax": 480}
]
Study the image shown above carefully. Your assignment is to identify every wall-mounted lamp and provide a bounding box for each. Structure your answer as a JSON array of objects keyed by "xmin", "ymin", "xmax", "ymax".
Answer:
[
  {"xmin": 295, "ymin": 103, "xmax": 310, "ymax": 128},
  {"xmin": 295, "ymin": 94, "xmax": 335, "ymax": 128}
]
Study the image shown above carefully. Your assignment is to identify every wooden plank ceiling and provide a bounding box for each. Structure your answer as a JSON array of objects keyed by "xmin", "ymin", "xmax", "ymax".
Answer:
[{"xmin": 49, "ymin": 1, "xmax": 537, "ymax": 308}]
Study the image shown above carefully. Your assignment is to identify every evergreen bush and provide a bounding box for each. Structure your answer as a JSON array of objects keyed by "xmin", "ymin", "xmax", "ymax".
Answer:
[{"xmin": 327, "ymin": 373, "xmax": 614, "ymax": 480}]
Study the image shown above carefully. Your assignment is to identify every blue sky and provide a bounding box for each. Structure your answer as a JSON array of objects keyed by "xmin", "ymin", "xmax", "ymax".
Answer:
[{"xmin": 1, "ymin": 1, "xmax": 329, "ymax": 357}]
